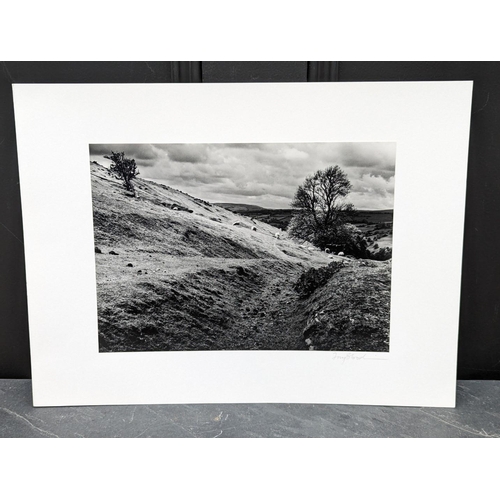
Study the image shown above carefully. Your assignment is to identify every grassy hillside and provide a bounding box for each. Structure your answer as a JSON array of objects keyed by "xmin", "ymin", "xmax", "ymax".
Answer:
[
  {"xmin": 294, "ymin": 260, "xmax": 391, "ymax": 351},
  {"xmin": 91, "ymin": 163, "xmax": 391, "ymax": 352}
]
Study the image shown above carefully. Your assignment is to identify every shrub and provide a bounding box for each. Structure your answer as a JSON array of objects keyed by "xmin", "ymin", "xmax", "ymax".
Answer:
[
  {"xmin": 294, "ymin": 261, "xmax": 344, "ymax": 298},
  {"xmin": 370, "ymin": 247, "xmax": 392, "ymax": 261},
  {"xmin": 104, "ymin": 151, "xmax": 139, "ymax": 192}
]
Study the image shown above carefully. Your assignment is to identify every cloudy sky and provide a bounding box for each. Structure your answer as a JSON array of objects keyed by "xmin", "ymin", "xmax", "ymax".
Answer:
[{"xmin": 89, "ymin": 142, "xmax": 396, "ymax": 210}]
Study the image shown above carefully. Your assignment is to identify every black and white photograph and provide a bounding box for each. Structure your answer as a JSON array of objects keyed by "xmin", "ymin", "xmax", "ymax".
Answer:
[{"xmin": 90, "ymin": 142, "xmax": 396, "ymax": 353}]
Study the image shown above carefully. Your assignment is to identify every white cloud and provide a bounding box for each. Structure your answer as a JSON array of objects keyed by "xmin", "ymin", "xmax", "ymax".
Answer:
[
  {"xmin": 90, "ymin": 142, "xmax": 396, "ymax": 210},
  {"xmin": 347, "ymin": 174, "xmax": 395, "ymax": 210}
]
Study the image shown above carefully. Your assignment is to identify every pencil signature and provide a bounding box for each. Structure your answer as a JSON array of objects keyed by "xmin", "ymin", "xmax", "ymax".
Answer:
[{"xmin": 331, "ymin": 352, "xmax": 387, "ymax": 363}]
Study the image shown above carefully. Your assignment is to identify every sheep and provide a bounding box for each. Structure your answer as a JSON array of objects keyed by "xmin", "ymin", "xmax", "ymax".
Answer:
[
  {"xmin": 274, "ymin": 232, "xmax": 280, "ymax": 239},
  {"xmin": 338, "ymin": 251, "xmax": 345, "ymax": 256},
  {"xmin": 251, "ymin": 226, "xmax": 257, "ymax": 231}
]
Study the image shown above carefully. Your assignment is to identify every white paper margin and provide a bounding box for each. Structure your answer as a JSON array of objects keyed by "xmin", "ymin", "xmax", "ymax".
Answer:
[{"xmin": 12, "ymin": 82, "xmax": 473, "ymax": 407}]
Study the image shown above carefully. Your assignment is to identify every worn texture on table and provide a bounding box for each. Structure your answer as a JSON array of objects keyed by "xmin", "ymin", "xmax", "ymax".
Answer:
[{"xmin": 0, "ymin": 380, "xmax": 499, "ymax": 438}]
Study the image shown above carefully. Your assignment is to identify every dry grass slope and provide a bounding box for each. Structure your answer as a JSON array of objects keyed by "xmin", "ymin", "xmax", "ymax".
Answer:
[{"xmin": 91, "ymin": 162, "xmax": 391, "ymax": 352}]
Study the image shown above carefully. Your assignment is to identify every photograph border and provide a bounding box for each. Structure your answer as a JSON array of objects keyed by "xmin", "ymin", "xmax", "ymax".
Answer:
[
  {"xmin": 13, "ymin": 82, "xmax": 472, "ymax": 407},
  {"xmin": 89, "ymin": 140, "xmax": 395, "ymax": 354}
]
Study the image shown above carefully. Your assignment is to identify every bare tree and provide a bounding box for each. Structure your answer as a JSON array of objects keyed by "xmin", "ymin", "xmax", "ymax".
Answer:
[
  {"xmin": 288, "ymin": 165, "xmax": 370, "ymax": 257},
  {"xmin": 290, "ymin": 165, "xmax": 352, "ymax": 229}
]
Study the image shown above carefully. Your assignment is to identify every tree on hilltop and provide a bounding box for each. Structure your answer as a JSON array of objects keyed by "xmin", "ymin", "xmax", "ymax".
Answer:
[
  {"xmin": 104, "ymin": 151, "xmax": 139, "ymax": 193},
  {"xmin": 288, "ymin": 165, "xmax": 368, "ymax": 257}
]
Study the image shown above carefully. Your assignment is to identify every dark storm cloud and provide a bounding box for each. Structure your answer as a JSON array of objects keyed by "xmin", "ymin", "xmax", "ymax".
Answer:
[
  {"xmin": 331, "ymin": 143, "xmax": 394, "ymax": 168},
  {"xmin": 153, "ymin": 144, "xmax": 209, "ymax": 164},
  {"xmin": 90, "ymin": 142, "xmax": 396, "ymax": 210},
  {"xmin": 318, "ymin": 143, "xmax": 396, "ymax": 180},
  {"xmin": 90, "ymin": 143, "xmax": 158, "ymax": 161}
]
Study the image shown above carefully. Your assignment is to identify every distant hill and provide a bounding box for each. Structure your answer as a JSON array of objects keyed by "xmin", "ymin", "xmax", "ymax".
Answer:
[
  {"xmin": 348, "ymin": 209, "xmax": 393, "ymax": 224},
  {"xmin": 215, "ymin": 203, "xmax": 267, "ymax": 212},
  {"xmin": 215, "ymin": 202, "xmax": 393, "ymax": 237}
]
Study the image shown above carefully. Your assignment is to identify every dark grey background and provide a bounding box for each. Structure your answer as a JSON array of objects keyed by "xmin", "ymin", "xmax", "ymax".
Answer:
[{"xmin": 1, "ymin": 62, "xmax": 497, "ymax": 379}]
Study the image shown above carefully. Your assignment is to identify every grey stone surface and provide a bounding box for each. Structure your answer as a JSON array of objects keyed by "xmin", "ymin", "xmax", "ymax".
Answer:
[{"xmin": 0, "ymin": 379, "xmax": 499, "ymax": 438}]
